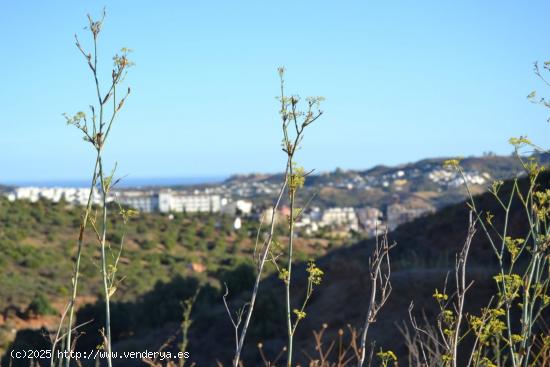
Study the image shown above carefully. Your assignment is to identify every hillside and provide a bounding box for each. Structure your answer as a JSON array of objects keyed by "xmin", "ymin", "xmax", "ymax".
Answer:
[
  {"xmin": 0, "ymin": 196, "xmax": 348, "ymax": 361},
  {"xmin": 1, "ymin": 160, "xmax": 548, "ymax": 366},
  {"xmin": 221, "ymin": 153, "xmax": 549, "ymax": 210},
  {"xmin": 2, "ymin": 172, "xmax": 543, "ymax": 366},
  {"xmin": 0, "ymin": 186, "xmax": 11, "ymax": 194},
  {"xmin": 171, "ymin": 172, "xmax": 548, "ymax": 366}
]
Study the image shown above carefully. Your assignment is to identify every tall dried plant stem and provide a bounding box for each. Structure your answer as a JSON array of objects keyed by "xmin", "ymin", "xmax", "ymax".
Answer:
[
  {"xmin": 452, "ymin": 211, "xmax": 475, "ymax": 367},
  {"xmin": 51, "ymin": 162, "xmax": 98, "ymax": 367},
  {"xmin": 53, "ymin": 11, "xmax": 132, "ymax": 367},
  {"xmin": 357, "ymin": 232, "xmax": 394, "ymax": 367},
  {"xmin": 285, "ymin": 165, "xmax": 296, "ymax": 367},
  {"xmin": 404, "ymin": 212, "xmax": 477, "ymax": 367},
  {"xmin": 230, "ymin": 170, "xmax": 288, "ymax": 367},
  {"xmin": 98, "ymin": 157, "xmax": 113, "ymax": 367},
  {"xmin": 278, "ymin": 68, "xmax": 323, "ymax": 367},
  {"xmin": 63, "ymin": 160, "xmax": 99, "ymax": 366},
  {"xmin": 227, "ymin": 67, "xmax": 323, "ymax": 367}
]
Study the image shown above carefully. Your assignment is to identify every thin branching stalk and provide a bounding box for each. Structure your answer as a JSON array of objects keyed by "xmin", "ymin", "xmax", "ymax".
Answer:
[
  {"xmin": 179, "ymin": 289, "xmax": 199, "ymax": 367},
  {"xmin": 225, "ymin": 67, "xmax": 324, "ymax": 367},
  {"xmin": 285, "ymin": 160, "xmax": 296, "ymax": 367},
  {"xmin": 277, "ymin": 67, "xmax": 324, "ymax": 367},
  {"xmin": 98, "ymin": 157, "xmax": 112, "ymax": 367},
  {"xmin": 52, "ymin": 161, "xmax": 98, "ymax": 366},
  {"xmin": 228, "ymin": 169, "xmax": 288, "ymax": 367},
  {"xmin": 405, "ymin": 210, "xmax": 480, "ymax": 367},
  {"xmin": 357, "ymin": 233, "xmax": 395, "ymax": 367},
  {"xmin": 451, "ymin": 211, "xmax": 476, "ymax": 367},
  {"xmin": 412, "ymin": 142, "xmax": 549, "ymax": 367},
  {"xmin": 53, "ymin": 10, "xmax": 132, "ymax": 367},
  {"xmin": 305, "ymin": 324, "xmax": 362, "ymax": 367}
]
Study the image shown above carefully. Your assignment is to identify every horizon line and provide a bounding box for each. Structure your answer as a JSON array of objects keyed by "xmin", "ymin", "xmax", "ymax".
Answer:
[{"xmin": 1, "ymin": 152, "xmax": 527, "ymax": 188}]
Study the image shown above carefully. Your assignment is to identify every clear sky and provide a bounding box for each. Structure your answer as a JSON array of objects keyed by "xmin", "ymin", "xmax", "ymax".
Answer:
[{"xmin": 1, "ymin": 1, "xmax": 549, "ymax": 184}]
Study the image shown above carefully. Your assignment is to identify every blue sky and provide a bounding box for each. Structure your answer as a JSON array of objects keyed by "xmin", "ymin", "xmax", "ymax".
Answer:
[{"xmin": 1, "ymin": 1, "xmax": 549, "ymax": 183}]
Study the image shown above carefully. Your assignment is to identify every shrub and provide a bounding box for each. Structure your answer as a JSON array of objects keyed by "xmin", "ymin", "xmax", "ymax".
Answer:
[
  {"xmin": 219, "ymin": 262, "xmax": 256, "ymax": 296},
  {"xmin": 141, "ymin": 239, "xmax": 156, "ymax": 250},
  {"xmin": 25, "ymin": 294, "xmax": 56, "ymax": 317}
]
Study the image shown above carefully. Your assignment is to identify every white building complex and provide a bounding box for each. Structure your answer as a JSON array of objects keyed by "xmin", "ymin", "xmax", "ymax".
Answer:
[
  {"xmin": 319, "ymin": 207, "xmax": 359, "ymax": 232},
  {"xmin": 386, "ymin": 202, "xmax": 435, "ymax": 230},
  {"xmin": 220, "ymin": 199, "xmax": 253, "ymax": 216},
  {"xmin": 356, "ymin": 207, "xmax": 385, "ymax": 236},
  {"xmin": 429, "ymin": 169, "xmax": 491, "ymax": 187},
  {"xmin": 6, "ymin": 187, "xmax": 250, "ymax": 215},
  {"xmin": 115, "ymin": 190, "xmax": 225, "ymax": 213},
  {"xmin": 158, "ymin": 190, "xmax": 222, "ymax": 213},
  {"xmin": 6, "ymin": 187, "xmax": 102, "ymax": 206},
  {"xmin": 115, "ymin": 190, "xmax": 159, "ymax": 213}
]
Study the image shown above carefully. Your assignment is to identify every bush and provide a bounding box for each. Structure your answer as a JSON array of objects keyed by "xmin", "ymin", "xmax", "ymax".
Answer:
[
  {"xmin": 25, "ymin": 294, "xmax": 56, "ymax": 317},
  {"xmin": 141, "ymin": 239, "xmax": 156, "ymax": 250},
  {"xmin": 218, "ymin": 261, "xmax": 256, "ymax": 296}
]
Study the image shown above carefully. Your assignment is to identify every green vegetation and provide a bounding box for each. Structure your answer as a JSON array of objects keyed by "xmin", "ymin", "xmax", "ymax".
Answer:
[
  {"xmin": 25, "ymin": 294, "xmax": 56, "ymax": 317},
  {"xmin": 0, "ymin": 197, "xmax": 336, "ymax": 312}
]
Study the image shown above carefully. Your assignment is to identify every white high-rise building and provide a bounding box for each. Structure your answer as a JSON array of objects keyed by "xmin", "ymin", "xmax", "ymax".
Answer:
[
  {"xmin": 6, "ymin": 187, "xmax": 102, "ymax": 206},
  {"xmin": 158, "ymin": 190, "xmax": 222, "ymax": 213},
  {"xmin": 116, "ymin": 191, "xmax": 159, "ymax": 213}
]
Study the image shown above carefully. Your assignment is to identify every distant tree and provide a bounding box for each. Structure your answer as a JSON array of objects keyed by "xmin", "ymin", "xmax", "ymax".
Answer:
[{"xmin": 25, "ymin": 294, "xmax": 56, "ymax": 318}]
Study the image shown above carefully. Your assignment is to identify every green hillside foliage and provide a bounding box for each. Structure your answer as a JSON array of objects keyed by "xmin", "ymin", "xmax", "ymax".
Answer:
[{"xmin": 0, "ymin": 197, "xmax": 339, "ymax": 313}]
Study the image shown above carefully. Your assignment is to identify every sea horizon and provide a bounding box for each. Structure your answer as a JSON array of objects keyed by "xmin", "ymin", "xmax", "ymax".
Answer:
[{"xmin": 2, "ymin": 176, "xmax": 228, "ymax": 189}]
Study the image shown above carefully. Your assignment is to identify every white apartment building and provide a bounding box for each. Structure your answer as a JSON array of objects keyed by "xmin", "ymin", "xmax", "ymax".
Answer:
[
  {"xmin": 429, "ymin": 169, "xmax": 490, "ymax": 187},
  {"xmin": 158, "ymin": 190, "xmax": 222, "ymax": 213},
  {"xmin": 116, "ymin": 191, "xmax": 159, "ymax": 213},
  {"xmin": 356, "ymin": 207, "xmax": 385, "ymax": 235},
  {"xmin": 220, "ymin": 199, "xmax": 253, "ymax": 216},
  {"xmin": 386, "ymin": 203, "xmax": 435, "ymax": 230},
  {"xmin": 6, "ymin": 186, "xmax": 248, "ymax": 216},
  {"xmin": 319, "ymin": 207, "xmax": 359, "ymax": 231},
  {"xmin": 6, "ymin": 187, "xmax": 102, "ymax": 206}
]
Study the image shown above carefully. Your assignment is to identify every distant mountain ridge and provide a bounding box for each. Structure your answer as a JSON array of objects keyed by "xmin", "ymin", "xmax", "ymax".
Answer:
[
  {"xmin": 222, "ymin": 153, "xmax": 549, "ymax": 211},
  {"xmin": 225, "ymin": 154, "xmax": 548, "ymax": 186},
  {"xmin": 4, "ymin": 154, "xmax": 548, "ymax": 220}
]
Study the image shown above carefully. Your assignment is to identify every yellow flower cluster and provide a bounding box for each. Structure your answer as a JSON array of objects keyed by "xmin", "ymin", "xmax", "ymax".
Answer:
[
  {"xmin": 504, "ymin": 237, "xmax": 524, "ymax": 262},
  {"xmin": 289, "ymin": 165, "xmax": 306, "ymax": 193},
  {"xmin": 493, "ymin": 274, "xmax": 523, "ymax": 302},
  {"xmin": 433, "ymin": 289, "xmax": 448, "ymax": 302},
  {"xmin": 469, "ymin": 308, "xmax": 507, "ymax": 346},
  {"xmin": 508, "ymin": 136, "xmax": 532, "ymax": 147},
  {"xmin": 376, "ymin": 349, "xmax": 397, "ymax": 367},
  {"xmin": 443, "ymin": 158, "xmax": 461, "ymax": 169},
  {"xmin": 306, "ymin": 261, "xmax": 324, "ymax": 285},
  {"xmin": 534, "ymin": 189, "xmax": 550, "ymax": 220},
  {"xmin": 278, "ymin": 268, "xmax": 290, "ymax": 284},
  {"xmin": 293, "ymin": 309, "xmax": 306, "ymax": 320}
]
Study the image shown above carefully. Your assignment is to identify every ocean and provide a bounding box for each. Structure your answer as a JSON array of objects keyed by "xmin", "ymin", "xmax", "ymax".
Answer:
[{"xmin": 3, "ymin": 176, "xmax": 227, "ymax": 188}]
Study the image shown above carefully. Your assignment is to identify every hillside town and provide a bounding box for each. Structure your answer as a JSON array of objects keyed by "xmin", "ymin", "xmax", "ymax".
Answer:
[
  {"xmin": 6, "ymin": 157, "xmax": 528, "ymax": 237},
  {"xmin": 4, "ymin": 183, "xmax": 439, "ymax": 238},
  {"xmin": 216, "ymin": 162, "xmax": 496, "ymax": 197}
]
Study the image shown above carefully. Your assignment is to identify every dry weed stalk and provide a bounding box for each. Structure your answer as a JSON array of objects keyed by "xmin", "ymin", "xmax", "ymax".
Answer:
[
  {"xmin": 304, "ymin": 324, "xmax": 362, "ymax": 367},
  {"xmin": 357, "ymin": 232, "xmax": 396, "ymax": 367},
  {"xmin": 224, "ymin": 67, "xmax": 324, "ymax": 367},
  {"xmin": 405, "ymin": 211, "xmax": 477, "ymax": 367},
  {"xmin": 223, "ymin": 156, "xmax": 288, "ymax": 367},
  {"xmin": 404, "ymin": 95, "xmax": 549, "ymax": 366},
  {"xmin": 276, "ymin": 67, "xmax": 324, "ymax": 367},
  {"xmin": 51, "ymin": 10, "xmax": 133, "ymax": 367}
]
